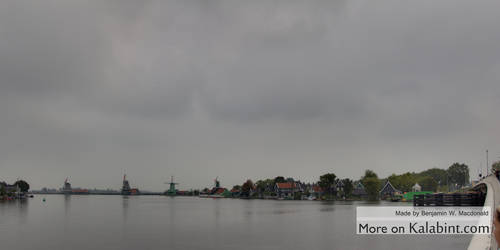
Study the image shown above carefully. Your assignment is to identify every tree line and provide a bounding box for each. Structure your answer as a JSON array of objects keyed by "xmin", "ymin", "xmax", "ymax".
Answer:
[
  {"xmin": 230, "ymin": 162, "xmax": 471, "ymax": 201},
  {"xmin": 360, "ymin": 162, "xmax": 470, "ymax": 200}
]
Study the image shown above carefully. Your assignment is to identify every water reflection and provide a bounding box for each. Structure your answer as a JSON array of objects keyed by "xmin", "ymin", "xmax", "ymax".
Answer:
[
  {"xmin": 122, "ymin": 196, "xmax": 129, "ymax": 224},
  {"xmin": 63, "ymin": 194, "xmax": 71, "ymax": 234},
  {"xmin": 0, "ymin": 199, "xmax": 29, "ymax": 224},
  {"xmin": 214, "ymin": 199, "xmax": 220, "ymax": 226},
  {"xmin": 0, "ymin": 196, "xmax": 471, "ymax": 250},
  {"xmin": 64, "ymin": 194, "xmax": 71, "ymax": 217},
  {"xmin": 17, "ymin": 199, "xmax": 28, "ymax": 224},
  {"xmin": 271, "ymin": 208, "xmax": 299, "ymax": 214},
  {"xmin": 168, "ymin": 197, "xmax": 176, "ymax": 249},
  {"xmin": 319, "ymin": 202, "xmax": 335, "ymax": 212}
]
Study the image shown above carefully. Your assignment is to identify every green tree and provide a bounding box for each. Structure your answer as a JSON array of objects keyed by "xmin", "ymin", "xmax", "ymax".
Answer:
[
  {"xmin": 319, "ymin": 173, "xmax": 337, "ymax": 199},
  {"xmin": 492, "ymin": 161, "xmax": 500, "ymax": 172},
  {"xmin": 416, "ymin": 176, "xmax": 438, "ymax": 192},
  {"xmin": 342, "ymin": 178, "xmax": 354, "ymax": 198},
  {"xmin": 255, "ymin": 179, "xmax": 271, "ymax": 198},
  {"xmin": 361, "ymin": 170, "xmax": 381, "ymax": 200},
  {"xmin": 447, "ymin": 163, "xmax": 469, "ymax": 187},
  {"xmin": 387, "ymin": 174, "xmax": 400, "ymax": 190},
  {"xmin": 259, "ymin": 179, "xmax": 275, "ymax": 196},
  {"xmin": 363, "ymin": 170, "xmax": 378, "ymax": 179},
  {"xmin": 303, "ymin": 189, "xmax": 311, "ymax": 197},
  {"xmin": 398, "ymin": 173, "xmax": 417, "ymax": 192},
  {"xmin": 14, "ymin": 180, "xmax": 30, "ymax": 192},
  {"xmin": 293, "ymin": 192, "xmax": 303, "ymax": 200},
  {"xmin": 419, "ymin": 168, "xmax": 448, "ymax": 185},
  {"xmin": 388, "ymin": 172, "xmax": 416, "ymax": 192},
  {"xmin": 241, "ymin": 179, "xmax": 254, "ymax": 197},
  {"xmin": 255, "ymin": 180, "xmax": 266, "ymax": 197},
  {"xmin": 274, "ymin": 176, "xmax": 286, "ymax": 184}
]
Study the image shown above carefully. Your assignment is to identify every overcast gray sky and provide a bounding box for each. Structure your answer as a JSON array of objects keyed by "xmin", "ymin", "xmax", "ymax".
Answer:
[{"xmin": 1, "ymin": 0, "xmax": 499, "ymax": 191}]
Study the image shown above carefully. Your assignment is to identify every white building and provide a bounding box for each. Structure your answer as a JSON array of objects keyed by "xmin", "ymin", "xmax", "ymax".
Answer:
[{"xmin": 412, "ymin": 183, "xmax": 422, "ymax": 192}]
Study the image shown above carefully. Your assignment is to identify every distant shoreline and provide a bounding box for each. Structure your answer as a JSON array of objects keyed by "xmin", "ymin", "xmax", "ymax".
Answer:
[{"xmin": 28, "ymin": 192, "xmax": 383, "ymax": 202}]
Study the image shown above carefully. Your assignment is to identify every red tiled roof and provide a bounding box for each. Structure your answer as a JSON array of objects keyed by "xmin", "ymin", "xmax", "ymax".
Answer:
[
  {"xmin": 213, "ymin": 187, "xmax": 225, "ymax": 194},
  {"xmin": 276, "ymin": 182, "xmax": 296, "ymax": 189},
  {"xmin": 312, "ymin": 186, "xmax": 323, "ymax": 192}
]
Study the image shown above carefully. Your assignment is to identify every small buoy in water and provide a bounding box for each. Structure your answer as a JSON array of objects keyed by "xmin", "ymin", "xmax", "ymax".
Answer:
[{"xmin": 43, "ymin": 198, "xmax": 46, "ymax": 202}]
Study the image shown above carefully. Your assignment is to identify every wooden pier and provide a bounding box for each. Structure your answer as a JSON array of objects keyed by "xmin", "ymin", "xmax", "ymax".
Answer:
[{"xmin": 413, "ymin": 192, "xmax": 485, "ymax": 206}]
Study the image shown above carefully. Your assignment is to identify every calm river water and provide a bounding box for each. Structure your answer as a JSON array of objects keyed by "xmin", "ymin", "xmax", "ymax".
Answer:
[{"xmin": 0, "ymin": 195, "xmax": 470, "ymax": 250}]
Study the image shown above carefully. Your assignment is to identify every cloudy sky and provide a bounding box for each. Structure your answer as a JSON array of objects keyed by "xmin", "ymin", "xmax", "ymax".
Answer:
[{"xmin": 1, "ymin": 0, "xmax": 499, "ymax": 191}]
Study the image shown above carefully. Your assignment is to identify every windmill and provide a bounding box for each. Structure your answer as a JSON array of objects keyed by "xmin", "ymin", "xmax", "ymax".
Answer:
[
  {"xmin": 214, "ymin": 176, "xmax": 220, "ymax": 188},
  {"xmin": 164, "ymin": 176, "xmax": 178, "ymax": 196}
]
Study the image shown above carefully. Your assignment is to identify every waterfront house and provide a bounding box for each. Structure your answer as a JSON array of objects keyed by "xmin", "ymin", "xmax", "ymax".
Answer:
[
  {"xmin": 0, "ymin": 182, "xmax": 18, "ymax": 194},
  {"xmin": 262, "ymin": 183, "xmax": 276, "ymax": 198},
  {"xmin": 0, "ymin": 182, "xmax": 22, "ymax": 199},
  {"xmin": 352, "ymin": 181, "xmax": 368, "ymax": 198},
  {"xmin": 336, "ymin": 179, "xmax": 344, "ymax": 198},
  {"xmin": 311, "ymin": 185, "xmax": 324, "ymax": 199},
  {"xmin": 202, "ymin": 178, "xmax": 232, "ymax": 198},
  {"xmin": 210, "ymin": 187, "xmax": 231, "ymax": 197},
  {"xmin": 275, "ymin": 182, "xmax": 298, "ymax": 199},
  {"xmin": 379, "ymin": 180, "xmax": 401, "ymax": 199},
  {"xmin": 0, "ymin": 182, "xmax": 20, "ymax": 195},
  {"xmin": 230, "ymin": 187, "xmax": 241, "ymax": 198}
]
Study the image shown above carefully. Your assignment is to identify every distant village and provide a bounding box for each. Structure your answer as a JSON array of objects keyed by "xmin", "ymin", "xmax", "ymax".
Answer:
[
  {"xmin": 0, "ymin": 180, "xmax": 32, "ymax": 200},
  {"xmin": 193, "ymin": 163, "xmax": 474, "ymax": 202},
  {"xmin": 165, "ymin": 163, "xmax": 479, "ymax": 202},
  {"xmin": 5, "ymin": 162, "xmax": 491, "ymax": 203}
]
